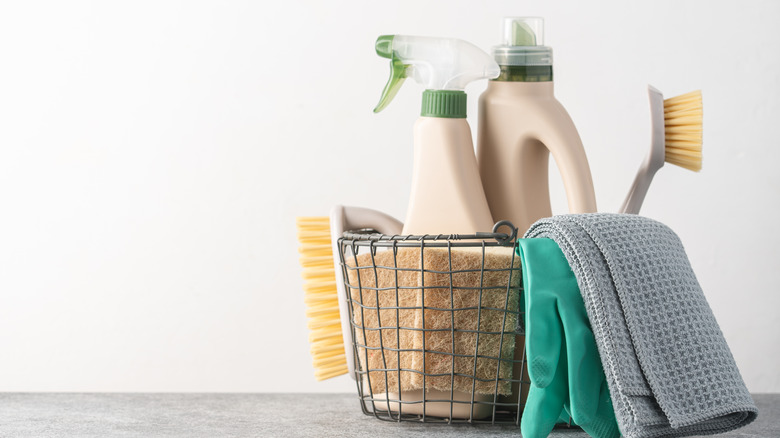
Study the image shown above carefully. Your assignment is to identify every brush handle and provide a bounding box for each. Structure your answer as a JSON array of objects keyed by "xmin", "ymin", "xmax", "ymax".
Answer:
[
  {"xmin": 619, "ymin": 159, "xmax": 658, "ymax": 214},
  {"xmin": 619, "ymin": 85, "xmax": 666, "ymax": 215},
  {"xmin": 330, "ymin": 205, "xmax": 403, "ymax": 380}
]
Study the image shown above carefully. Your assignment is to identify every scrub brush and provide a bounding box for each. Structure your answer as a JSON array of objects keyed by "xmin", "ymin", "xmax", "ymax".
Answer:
[
  {"xmin": 296, "ymin": 206, "xmax": 403, "ymax": 381},
  {"xmin": 619, "ymin": 86, "xmax": 703, "ymax": 214},
  {"xmin": 297, "ymin": 216, "xmax": 345, "ymax": 381}
]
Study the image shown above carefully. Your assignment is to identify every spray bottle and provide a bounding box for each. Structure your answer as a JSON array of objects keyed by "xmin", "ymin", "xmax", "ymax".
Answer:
[
  {"xmin": 477, "ymin": 17, "xmax": 597, "ymax": 234},
  {"xmin": 371, "ymin": 35, "xmax": 506, "ymax": 419},
  {"xmin": 374, "ymin": 35, "xmax": 499, "ymax": 235}
]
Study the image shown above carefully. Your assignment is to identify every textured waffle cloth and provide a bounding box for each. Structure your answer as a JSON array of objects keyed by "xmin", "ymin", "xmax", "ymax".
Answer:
[{"xmin": 524, "ymin": 213, "xmax": 757, "ymax": 438}]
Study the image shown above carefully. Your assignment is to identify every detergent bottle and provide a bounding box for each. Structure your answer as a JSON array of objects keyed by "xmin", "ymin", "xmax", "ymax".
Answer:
[
  {"xmin": 374, "ymin": 35, "xmax": 499, "ymax": 235},
  {"xmin": 477, "ymin": 17, "xmax": 597, "ymax": 234}
]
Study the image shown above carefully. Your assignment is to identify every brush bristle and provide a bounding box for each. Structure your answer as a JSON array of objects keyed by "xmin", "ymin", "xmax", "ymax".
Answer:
[
  {"xmin": 664, "ymin": 90, "xmax": 703, "ymax": 172},
  {"xmin": 296, "ymin": 216, "xmax": 348, "ymax": 381}
]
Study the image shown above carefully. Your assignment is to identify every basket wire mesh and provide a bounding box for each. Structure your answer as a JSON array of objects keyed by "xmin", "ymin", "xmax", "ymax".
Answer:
[{"xmin": 337, "ymin": 222, "xmax": 531, "ymax": 425}]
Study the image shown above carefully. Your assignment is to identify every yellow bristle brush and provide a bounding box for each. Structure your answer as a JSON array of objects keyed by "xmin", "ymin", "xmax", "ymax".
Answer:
[
  {"xmin": 619, "ymin": 86, "xmax": 703, "ymax": 214},
  {"xmin": 296, "ymin": 206, "xmax": 403, "ymax": 381},
  {"xmin": 297, "ymin": 216, "xmax": 346, "ymax": 381}
]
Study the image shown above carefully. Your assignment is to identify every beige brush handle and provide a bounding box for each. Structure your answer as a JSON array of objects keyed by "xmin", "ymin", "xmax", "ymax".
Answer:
[
  {"xmin": 619, "ymin": 158, "xmax": 658, "ymax": 214},
  {"xmin": 619, "ymin": 85, "xmax": 666, "ymax": 214},
  {"xmin": 329, "ymin": 205, "xmax": 403, "ymax": 380}
]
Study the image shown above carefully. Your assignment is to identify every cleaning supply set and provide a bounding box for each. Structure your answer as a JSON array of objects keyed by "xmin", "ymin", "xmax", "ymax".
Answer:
[
  {"xmin": 299, "ymin": 18, "xmax": 588, "ymax": 422},
  {"xmin": 295, "ymin": 15, "xmax": 756, "ymax": 436}
]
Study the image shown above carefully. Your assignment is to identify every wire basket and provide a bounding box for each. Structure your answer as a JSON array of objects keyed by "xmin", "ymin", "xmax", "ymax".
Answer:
[{"xmin": 337, "ymin": 221, "xmax": 529, "ymax": 425}]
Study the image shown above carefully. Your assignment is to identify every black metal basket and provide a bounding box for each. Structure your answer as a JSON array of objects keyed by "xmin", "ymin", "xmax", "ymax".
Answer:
[{"xmin": 336, "ymin": 221, "xmax": 530, "ymax": 425}]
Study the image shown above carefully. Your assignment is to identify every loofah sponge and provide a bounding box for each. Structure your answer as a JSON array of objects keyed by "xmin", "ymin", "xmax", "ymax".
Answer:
[
  {"xmin": 345, "ymin": 246, "xmax": 521, "ymax": 396},
  {"xmin": 345, "ymin": 248, "xmax": 421, "ymax": 394}
]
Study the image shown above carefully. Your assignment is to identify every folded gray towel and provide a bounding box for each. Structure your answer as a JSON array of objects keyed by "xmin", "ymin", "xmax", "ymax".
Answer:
[{"xmin": 524, "ymin": 213, "xmax": 757, "ymax": 438}]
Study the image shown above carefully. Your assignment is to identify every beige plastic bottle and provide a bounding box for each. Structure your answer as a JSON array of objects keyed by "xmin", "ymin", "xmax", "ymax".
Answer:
[
  {"xmin": 477, "ymin": 17, "xmax": 597, "ymax": 413},
  {"xmin": 373, "ymin": 35, "xmax": 498, "ymax": 235},
  {"xmin": 403, "ymin": 116, "xmax": 494, "ymax": 234},
  {"xmin": 372, "ymin": 35, "xmax": 506, "ymax": 419},
  {"xmin": 478, "ymin": 17, "xmax": 597, "ymax": 235}
]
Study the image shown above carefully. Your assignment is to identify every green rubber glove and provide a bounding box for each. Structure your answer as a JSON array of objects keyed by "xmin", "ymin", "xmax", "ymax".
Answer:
[{"xmin": 517, "ymin": 238, "xmax": 620, "ymax": 438}]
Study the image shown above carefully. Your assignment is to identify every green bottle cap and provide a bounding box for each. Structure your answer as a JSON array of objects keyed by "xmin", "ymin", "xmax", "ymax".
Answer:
[{"xmin": 421, "ymin": 90, "xmax": 467, "ymax": 118}]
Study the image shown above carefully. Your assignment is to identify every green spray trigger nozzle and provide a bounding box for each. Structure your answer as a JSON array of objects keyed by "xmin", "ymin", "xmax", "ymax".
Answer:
[
  {"xmin": 374, "ymin": 35, "xmax": 408, "ymax": 113},
  {"xmin": 373, "ymin": 35, "xmax": 500, "ymax": 114}
]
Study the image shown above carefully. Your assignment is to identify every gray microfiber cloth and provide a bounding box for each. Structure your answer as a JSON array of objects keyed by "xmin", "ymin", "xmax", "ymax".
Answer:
[{"xmin": 524, "ymin": 213, "xmax": 757, "ymax": 438}]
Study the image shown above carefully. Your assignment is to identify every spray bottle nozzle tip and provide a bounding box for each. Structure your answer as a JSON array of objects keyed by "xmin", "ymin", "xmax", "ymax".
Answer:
[
  {"xmin": 375, "ymin": 35, "xmax": 394, "ymax": 58},
  {"xmin": 502, "ymin": 17, "xmax": 544, "ymax": 46}
]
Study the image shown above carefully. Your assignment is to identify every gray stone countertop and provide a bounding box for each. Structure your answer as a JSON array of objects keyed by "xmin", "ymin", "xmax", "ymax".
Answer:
[{"xmin": 0, "ymin": 393, "xmax": 775, "ymax": 437}]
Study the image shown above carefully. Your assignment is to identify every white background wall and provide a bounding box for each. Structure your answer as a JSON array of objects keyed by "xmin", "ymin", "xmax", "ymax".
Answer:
[{"xmin": 1, "ymin": 0, "xmax": 778, "ymax": 394}]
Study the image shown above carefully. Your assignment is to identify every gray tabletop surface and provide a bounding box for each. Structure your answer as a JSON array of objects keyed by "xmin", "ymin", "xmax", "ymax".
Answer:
[{"xmin": 0, "ymin": 393, "xmax": 775, "ymax": 437}]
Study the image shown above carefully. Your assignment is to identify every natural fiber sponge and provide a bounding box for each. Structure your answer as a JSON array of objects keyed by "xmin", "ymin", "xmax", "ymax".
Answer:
[
  {"xmin": 345, "ymin": 248, "xmax": 421, "ymax": 394},
  {"xmin": 410, "ymin": 247, "xmax": 520, "ymax": 395},
  {"xmin": 345, "ymin": 246, "xmax": 520, "ymax": 395}
]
